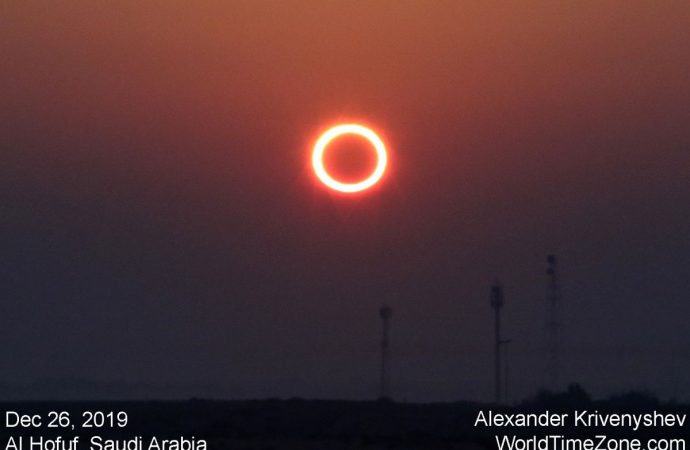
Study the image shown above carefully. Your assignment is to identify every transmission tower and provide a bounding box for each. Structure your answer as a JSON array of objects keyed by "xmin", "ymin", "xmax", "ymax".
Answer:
[
  {"xmin": 378, "ymin": 305, "xmax": 393, "ymax": 400},
  {"xmin": 546, "ymin": 254, "xmax": 562, "ymax": 390},
  {"xmin": 490, "ymin": 283, "xmax": 509, "ymax": 403}
]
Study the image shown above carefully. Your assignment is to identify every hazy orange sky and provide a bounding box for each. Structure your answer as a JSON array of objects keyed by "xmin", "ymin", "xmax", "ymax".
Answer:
[
  {"xmin": 1, "ymin": 1, "xmax": 689, "ymax": 401},
  {"xmin": 3, "ymin": 2, "xmax": 688, "ymax": 212}
]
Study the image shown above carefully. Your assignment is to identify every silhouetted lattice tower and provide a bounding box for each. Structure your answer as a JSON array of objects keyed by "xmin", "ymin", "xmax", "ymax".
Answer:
[
  {"xmin": 378, "ymin": 305, "xmax": 393, "ymax": 400},
  {"xmin": 546, "ymin": 255, "xmax": 562, "ymax": 390},
  {"xmin": 490, "ymin": 283, "xmax": 507, "ymax": 403}
]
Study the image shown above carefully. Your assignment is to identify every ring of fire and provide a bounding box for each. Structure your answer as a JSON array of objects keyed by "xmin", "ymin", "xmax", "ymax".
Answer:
[{"xmin": 312, "ymin": 124, "xmax": 388, "ymax": 193}]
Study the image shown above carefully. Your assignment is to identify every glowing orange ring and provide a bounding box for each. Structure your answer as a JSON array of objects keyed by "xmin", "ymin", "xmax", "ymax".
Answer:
[{"xmin": 312, "ymin": 124, "xmax": 388, "ymax": 193}]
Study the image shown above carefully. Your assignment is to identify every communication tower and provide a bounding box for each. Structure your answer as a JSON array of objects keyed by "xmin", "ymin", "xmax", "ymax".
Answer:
[
  {"xmin": 546, "ymin": 254, "xmax": 562, "ymax": 390},
  {"xmin": 490, "ymin": 283, "xmax": 507, "ymax": 403},
  {"xmin": 379, "ymin": 305, "xmax": 393, "ymax": 400}
]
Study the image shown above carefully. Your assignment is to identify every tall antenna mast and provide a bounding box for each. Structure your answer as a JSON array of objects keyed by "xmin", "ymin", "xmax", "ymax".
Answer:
[
  {"xmin": 504, "ymin": 341, "xmax": 511, "ymax": 404},
  {"xmin": 490, "ymin": 283, "xmax": 504, "ymax": 403},
  {"xmin": 378, "ymin": 305, "xmax": 393, "ymax": 400},
  {"xmin": 546, "ymin": 254, "xmax": 562, "ymax": 390}
]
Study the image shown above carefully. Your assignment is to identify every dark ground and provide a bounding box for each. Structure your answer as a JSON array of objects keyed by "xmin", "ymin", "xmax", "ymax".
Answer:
[{"xmin": 1, "ymin": 390, "xmax": 687, "ymax": 450}]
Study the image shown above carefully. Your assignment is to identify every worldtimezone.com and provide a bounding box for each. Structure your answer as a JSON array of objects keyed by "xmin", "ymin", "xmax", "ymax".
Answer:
[{"xmin": 495, "ymin": 435, "xmax": 685, "ymax": 450}]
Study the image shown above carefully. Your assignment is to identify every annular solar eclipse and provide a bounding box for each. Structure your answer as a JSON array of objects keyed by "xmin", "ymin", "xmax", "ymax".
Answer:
[{"xmin": 312, "ymin": 124, "xmax": 388, "ymax": 193}]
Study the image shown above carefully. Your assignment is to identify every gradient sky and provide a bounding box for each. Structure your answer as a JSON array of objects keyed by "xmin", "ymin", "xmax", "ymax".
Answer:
[{"xmin": 1, "ymin": 1, "xmax": 689, "ymax": 401}]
